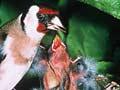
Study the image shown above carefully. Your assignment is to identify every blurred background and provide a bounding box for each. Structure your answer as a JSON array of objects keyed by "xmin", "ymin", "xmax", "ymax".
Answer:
[{"xmin": 0, "ymin": 0, "xmax": 120, "ymax": 89}]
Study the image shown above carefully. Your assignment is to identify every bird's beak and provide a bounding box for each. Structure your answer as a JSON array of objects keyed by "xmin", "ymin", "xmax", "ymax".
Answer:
[{"xmin": 47, "ymin": 16, "xmax": 65, "ymax": 32}]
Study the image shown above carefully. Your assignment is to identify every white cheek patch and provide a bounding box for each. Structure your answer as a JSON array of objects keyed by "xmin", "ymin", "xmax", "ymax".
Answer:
[
  {"xmin": 23, "ymin": 5, "xmax": 39, "ymax": 30},
  {"xmin": 23, "ymin": 5, "xmax": 45, "ymax": 41},
  {"xmin": 29, "ymin": 5, "xmax": 40, "ymax": 14}
]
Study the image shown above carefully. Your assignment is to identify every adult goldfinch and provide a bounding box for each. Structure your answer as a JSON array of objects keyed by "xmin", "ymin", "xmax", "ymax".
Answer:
[{"xmin": 0, "ymin": 5, "xmax": 64, "ymax": 90}]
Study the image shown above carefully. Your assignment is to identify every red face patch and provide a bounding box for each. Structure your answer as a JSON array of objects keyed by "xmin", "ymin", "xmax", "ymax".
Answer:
[
  {"xmin": 37, "ymin": 23, "xmax": 47, "ymax": 33},
  {"xmin": 39, "ymin": 7, "xmax": 59, "ymax": 15}
]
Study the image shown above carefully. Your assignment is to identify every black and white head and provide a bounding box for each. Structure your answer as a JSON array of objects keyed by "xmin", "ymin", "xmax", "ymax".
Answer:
[{"xmin": 19, "ymin": 5, "xmax": 65, "ymax": 42}]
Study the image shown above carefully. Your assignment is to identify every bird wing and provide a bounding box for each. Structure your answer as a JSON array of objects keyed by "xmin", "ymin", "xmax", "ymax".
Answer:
[{"xmin": 0, "ymin": 57, "xmax": 33, "ymax": 90}]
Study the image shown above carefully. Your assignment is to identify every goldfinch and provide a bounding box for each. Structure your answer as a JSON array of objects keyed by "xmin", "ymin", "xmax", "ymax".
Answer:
[{"xmin": 0, "ymin": 5, "xmax": 64, "ymax": 90}]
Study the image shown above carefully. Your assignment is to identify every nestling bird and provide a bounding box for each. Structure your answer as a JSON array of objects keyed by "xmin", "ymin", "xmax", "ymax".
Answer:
[
  {"xmin": 28, "ymin": 37, "xmax": 102, "ymax": 90},
  {"xmin": 0, "ymin": 5, "xmax": 64, "ymax": 90},
  {"xmin": 67, "ymin": 57, "xmax": 101, "ymax": 90},
  {"xmin": 43, "ymin": 35, "xmax": 71, "ymax": 90}
]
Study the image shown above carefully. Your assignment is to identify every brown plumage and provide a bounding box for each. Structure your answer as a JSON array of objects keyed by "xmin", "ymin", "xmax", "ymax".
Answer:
[{"xmin": 1, "ymin": 18, "xmax": 37, "ymax": 64}]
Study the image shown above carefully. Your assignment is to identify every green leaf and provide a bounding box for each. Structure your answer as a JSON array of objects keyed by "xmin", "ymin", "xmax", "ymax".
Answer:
[
  {"xmin": 79, "ymin": 0, "xmax": 120, "ymax": 19},
  {"xmin": 58, "ymin": 0, "xmax": 69, "ymax": 8},
  {"xmin": 66, "ymin": 14, "xmax": 110, "ymax": 59},
  {"xmin": 96, "ymin": 61, "xmax": 113, "ymax": 74},
  {"xmin": 0, "ymin": 1, "xmax": 18, "ymax": 27}
]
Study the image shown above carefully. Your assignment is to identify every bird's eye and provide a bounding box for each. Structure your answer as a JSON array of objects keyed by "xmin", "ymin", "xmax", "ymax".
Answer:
[
  {"xmin": 77, "ymin": 62, "xmax": 81, "ymax": 66},
  {"xmin": 37, "ymin": 13, "xmax": 44, "ymax": 21},
  {"xmin": 37, "ymin": 13, "xmax": 49, "ymax": 25}
]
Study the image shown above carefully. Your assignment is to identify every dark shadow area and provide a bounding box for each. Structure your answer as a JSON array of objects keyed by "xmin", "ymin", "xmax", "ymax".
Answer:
[{"xmin": 15, "ymin": 77, "xmax": 40, "ymax": 90}]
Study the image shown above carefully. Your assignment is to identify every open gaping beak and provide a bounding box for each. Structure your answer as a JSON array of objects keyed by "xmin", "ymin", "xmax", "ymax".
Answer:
[{"xmin": 47, "ymin": 16, "xmax": 65, "ymax": 32}]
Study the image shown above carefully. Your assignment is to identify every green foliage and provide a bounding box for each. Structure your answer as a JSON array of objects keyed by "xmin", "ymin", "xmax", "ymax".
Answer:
[
  {"xmin": 66, "ymin": 14, "xmax": 109, "ymax": 59},
  {"xmin": 79, "ymin": 0, "xmax": 120, "ymax": 19},
  {"xmin": 0, "ymin": 1, "xmax": 18, "ymax": 27},
  {"xmin": 96, "ymin": 61, "xmax": 113, "ymax": 74}
]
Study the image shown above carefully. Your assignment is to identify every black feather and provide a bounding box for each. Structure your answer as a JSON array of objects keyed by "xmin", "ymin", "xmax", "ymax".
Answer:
[{"xmin": 0, "ymin": 42, "xmax": 6, "ymax": 63}]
